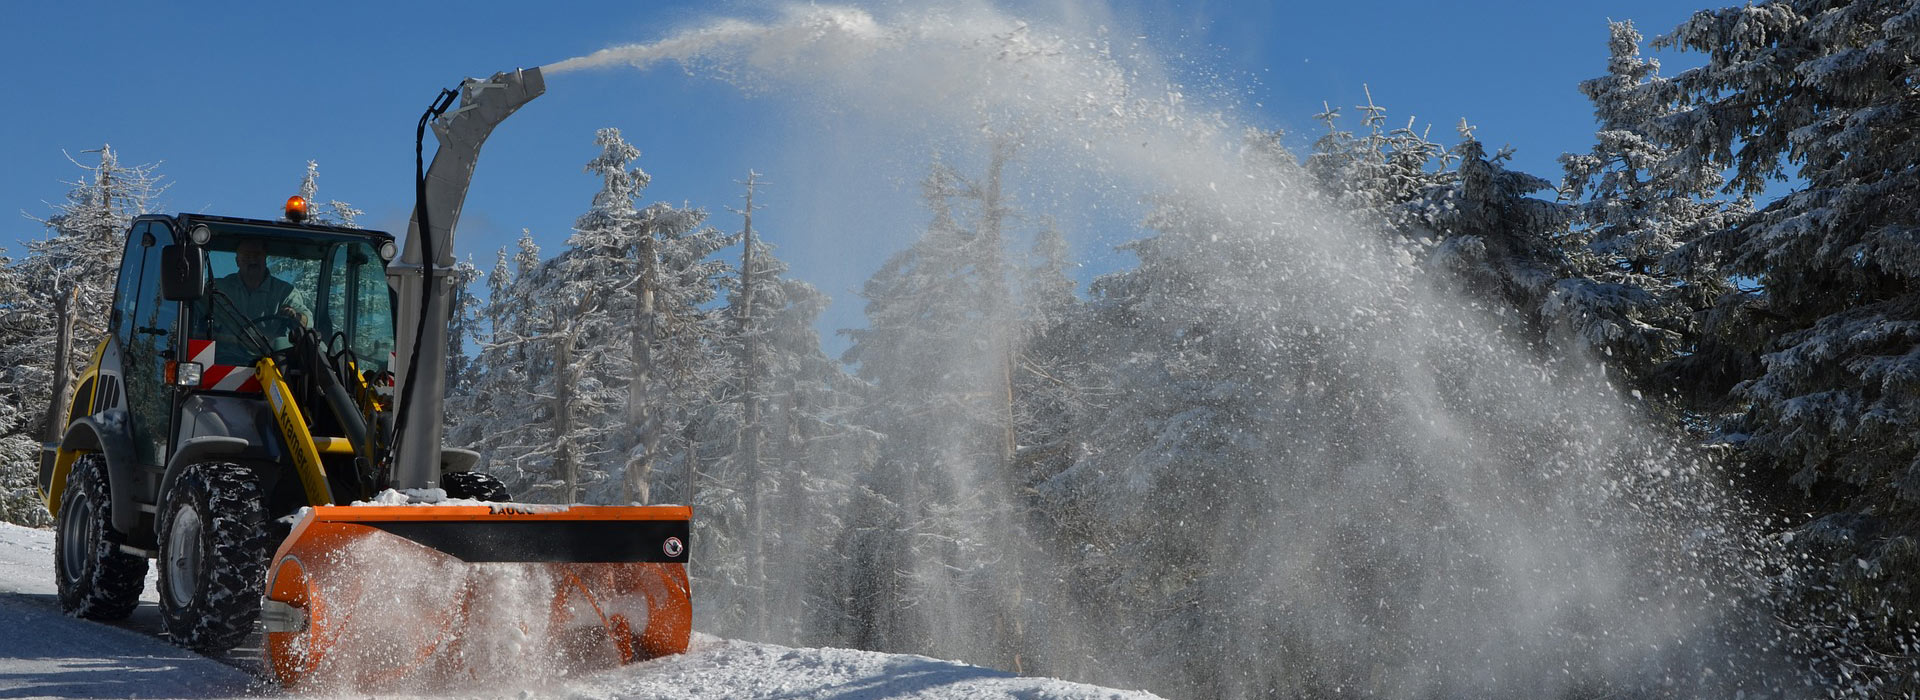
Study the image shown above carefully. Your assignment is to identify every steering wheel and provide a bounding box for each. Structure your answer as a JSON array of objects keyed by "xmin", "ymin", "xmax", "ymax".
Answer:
[{"xmin": 248, "ymin": 313, "xmax": 300, "ymax": 338}]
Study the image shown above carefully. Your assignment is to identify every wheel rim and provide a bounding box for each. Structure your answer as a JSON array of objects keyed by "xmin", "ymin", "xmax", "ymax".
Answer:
[
  {"xmin": 164, "ymin": 504, "xmax": 204, "ymax": 607},
  {"xmin": 58, "ymin": 497, "xmax": 94, "ymax": 581}
]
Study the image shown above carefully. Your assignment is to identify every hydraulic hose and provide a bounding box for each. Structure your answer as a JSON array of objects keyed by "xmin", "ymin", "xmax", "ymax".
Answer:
[{"xmin": 386, "ymin": 88, "xmax": 458, "ymax": 481}]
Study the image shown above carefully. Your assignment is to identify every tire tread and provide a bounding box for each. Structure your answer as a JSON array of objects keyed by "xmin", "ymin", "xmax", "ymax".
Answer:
[
  {"xmin": 54, "ymin": 454, "xmax": 148, "ymax": 620},
  {"xmin": 157, "ymin": 462, "xmax": 273, "ymax": 653}
]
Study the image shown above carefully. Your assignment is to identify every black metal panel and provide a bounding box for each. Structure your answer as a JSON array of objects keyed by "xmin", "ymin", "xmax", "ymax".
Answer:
[
  {"xmin": 364, "ymin": 519, "xmax": 691, "ymax": 564},
  {"xmin": 175, "ymin": 213, "xmax": 394, "ymax": 240}
]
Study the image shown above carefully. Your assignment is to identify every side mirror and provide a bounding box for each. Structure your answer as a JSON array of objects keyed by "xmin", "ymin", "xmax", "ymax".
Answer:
[{"xmin": 160, "ymin": 245, "xmax": 205, "ymax": 301}]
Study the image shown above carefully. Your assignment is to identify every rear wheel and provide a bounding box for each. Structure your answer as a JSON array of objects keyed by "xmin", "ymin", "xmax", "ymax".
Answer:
[
  {"xmin": 442, "ymin": 471, "xmax": 510, "ymax": 502},
  {"xmin": 157, "ymin": 462, "xmax": 275, "ymax": 652},
  {"xmin": 54, "ymin": 454, "xmax": 148, "ymax": 619}
]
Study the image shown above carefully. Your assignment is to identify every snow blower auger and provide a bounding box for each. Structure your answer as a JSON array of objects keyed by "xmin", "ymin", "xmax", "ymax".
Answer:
[{"xmin": 36, "ymin": 66, "xmax": 692, "ymax": 690}]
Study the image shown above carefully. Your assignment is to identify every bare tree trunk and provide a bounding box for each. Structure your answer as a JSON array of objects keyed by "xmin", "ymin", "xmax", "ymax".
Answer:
[
  {"xmin": 777, "ymin": 376, "xmax": 808, "ymax": 640},
  {"xmin": 979, "ymin": 141, "xmax": 1019, "ymax": 477},
  {"xmin": 736, "ymin": 172, "xmax": 770, "ymax": 638},
  {"xmin": 552, "ymin": 291, "xmax": 596, "ymax": 504},
  {"xmin": 40, "ymin": 285, "xmax": 78, "ymax": 450},
  {"xmin": 624, "ymin": 235, "xmax": 660, "ymax": 505},
  {"xmin": 684, "ymin": 420, "xmax": 697, "ymax": 509},
  {"xmin": 976, "ymin": 139, "xmax": 1025, "ymax": 673},
  {"xmin": 554, "ymin": 325, "xmax": 580, "ymax": 504},
  {"xmin": 681, "ymin": 424, "xmax": 699, "ymax": 506}
]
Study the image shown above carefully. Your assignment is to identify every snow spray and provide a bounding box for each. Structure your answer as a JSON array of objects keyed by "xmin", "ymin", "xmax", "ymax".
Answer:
[
  {"xmin": 277, "ymin": 534, "xmax": 637, "ymax": 692},
  {"xmin": 543, "ymin": 4, "xmax": 1789, "ymax": 698}
]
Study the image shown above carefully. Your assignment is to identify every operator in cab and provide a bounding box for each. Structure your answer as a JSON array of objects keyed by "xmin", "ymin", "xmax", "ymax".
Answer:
[
  {"xmin": 212, "ymin": 239, "xmax": 310, "ymax": 328},
  {"xmin": 202, "ymin": 239, "xmax": 311, "ymax": 365}
]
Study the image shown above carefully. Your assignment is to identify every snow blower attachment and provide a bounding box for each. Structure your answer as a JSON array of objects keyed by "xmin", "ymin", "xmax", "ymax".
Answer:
[
  {"xmin": 36, "ymin": 66, "xmax": 691, "ymax": 691},
  {"xmin": 263, "ymin": 504, "xmax": 691, "ymax": 687}
]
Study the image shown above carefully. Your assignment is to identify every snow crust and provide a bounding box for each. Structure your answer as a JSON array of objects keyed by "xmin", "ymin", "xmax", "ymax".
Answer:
[
  {"xmin": 356, "ymin": 487, "xmax": 458, "ymax": 505},
  {"xmin": 349, "ymin": 489, "xmax": 572, "ymax": 514},
  {"xmin": 560, "ymin": 635, "xmax": 1162, "ymax": 700}
]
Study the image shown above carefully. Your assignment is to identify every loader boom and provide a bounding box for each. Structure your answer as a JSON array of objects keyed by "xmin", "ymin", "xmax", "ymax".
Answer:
[{"xmin": 389, "ymin": 68, "xmax": 545, "ymax": 492}]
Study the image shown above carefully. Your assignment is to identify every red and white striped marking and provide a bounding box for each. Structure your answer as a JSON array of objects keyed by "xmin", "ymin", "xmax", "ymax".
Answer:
[{"xmin": 186, "ymin": 340, "xmax": 262, "ymax": 393}]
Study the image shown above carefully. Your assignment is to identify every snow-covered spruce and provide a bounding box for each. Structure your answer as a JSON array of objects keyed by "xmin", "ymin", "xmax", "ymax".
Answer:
[
  {"xmin": 1653, "ymin": 4, "xmax": 1920, "ymax": 692},
  {"xmin": 1554, "ymin": 20, "xmax": 1742, "ymax": 396},
  {"xmin": 54, "ymin": 453, "xmax": 146, "ymax": 619},
  {"xmin": 0, "ymin": 366, "xmax": 49, "ymax": 528},
  {"xmin": 460, "ymin": 128, "xmax": 732, "ymax": 507},
  {"xmin": 157, "ymin": 462, "xmax": 274, "ymax": 652},
  {"xmin": 1, "ymin": 146, "xmax": 164, "ymax": 530}
]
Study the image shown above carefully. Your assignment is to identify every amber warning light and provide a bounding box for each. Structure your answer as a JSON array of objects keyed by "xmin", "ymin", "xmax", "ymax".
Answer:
[{"xmin": 285, "ymin": 196, "xmax": 311, "ymax": 222}]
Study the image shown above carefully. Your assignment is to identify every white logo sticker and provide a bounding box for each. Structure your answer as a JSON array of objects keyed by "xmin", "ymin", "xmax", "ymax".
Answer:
[{"xmin": 662, "ymin": 536, "xmax": 685, "ymax": 558}]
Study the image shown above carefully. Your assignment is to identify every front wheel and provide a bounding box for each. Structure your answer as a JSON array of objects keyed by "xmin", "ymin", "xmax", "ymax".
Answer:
[
  {"xmin": 157, "ymin": 462, "xmax": 275, "ymax": 652},
  {"xmin": 54, "ymin": 454, "xmax": 148, "ymax": 619}
]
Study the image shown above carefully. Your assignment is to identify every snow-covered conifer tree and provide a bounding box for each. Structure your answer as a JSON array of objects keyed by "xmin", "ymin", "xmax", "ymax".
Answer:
[
  {"xmin": 1413, "ymin": 122, "xmax": 1572, "ymax": 343},
  {"xmin": 1040, "ymin": 178, "xmax": 1334, "ymax": 692},
  {"xmin": 0, "ymin": 398, "xmax": 45, "ymax": 527},
  {"xmin": 460, "ymin": 233, "xmax": 550, "ymax": 493},
  {"xmin": 12, "ymin": 146, "xmax": 165, "ymax": 498},
  {"xmin": 0, "ymin": 255, "xmax": 51, "ymax": 527},
  {"xmin": 1655, "ymin": 3, "xmax": 1920, "ymax": 687},
  {"xmin": 613, "ymin": 200, "xmax": 731, "ymax": 506},
  {"xmin": 693, "ymin": 172, "xmax": 873, "ymax": 645},
  {"xmin": 834, "ymin": 148, "xmax": 1044, "ymax": 669},
  {"xmin": 296, "ymin": 160, "xmax": 363, "ymax": 227},
  {"xmin": 443, "ymin": 258, "xmax": 481, "ymax": 401},
  {"xmin": 1303, "ymin": 89, "xmax": 1450, "ymax": 235},
  {"xmin": 1008, "ymin": 223, "xmax": 1088, "ymax": 499},
  {"xmin": 1554, "ymin": 20, "xmax": 1744, "ymax": 400},
  {"xmin": 487, "ymin": 128, "xmax": 731, "ymax": 505}
]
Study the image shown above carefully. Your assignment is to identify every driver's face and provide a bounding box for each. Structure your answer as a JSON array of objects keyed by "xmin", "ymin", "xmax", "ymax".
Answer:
[{"xmin": 236, "ymin": 244, "xmax": 268, "ymax": 284}]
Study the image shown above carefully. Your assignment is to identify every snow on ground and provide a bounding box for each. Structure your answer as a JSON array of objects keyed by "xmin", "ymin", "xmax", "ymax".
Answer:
[
  {"xmin": 0, "ymin": 522, "xmax": 255, "ymax": 698},
  {"xmin": 0, "ymin": 522, "xmax": 1163, "ymax": 699},
  {"xmin": 560, "ymin": 635, "xmax": 1160, "ymax": 700}
]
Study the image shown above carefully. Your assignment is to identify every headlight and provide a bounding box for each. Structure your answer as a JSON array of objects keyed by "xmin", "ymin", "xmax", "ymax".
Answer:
[{"xmin": 169, "ymin": 361, "xmax": 203, "ymax": 388}]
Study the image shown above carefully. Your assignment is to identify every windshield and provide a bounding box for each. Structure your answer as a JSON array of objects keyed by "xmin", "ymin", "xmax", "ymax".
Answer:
[{"xmin": 189, "ymin": 224, "xmax": 394, "ymax": 375}]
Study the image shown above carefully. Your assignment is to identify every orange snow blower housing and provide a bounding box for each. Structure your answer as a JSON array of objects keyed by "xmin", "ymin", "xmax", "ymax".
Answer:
[
  {"xmin": 264, "ymin": 504, "xmax": 690, "ymax": 687},
  {"xmin": 37, "ymin": 67, "xmax": 691, "ymax": 689}
]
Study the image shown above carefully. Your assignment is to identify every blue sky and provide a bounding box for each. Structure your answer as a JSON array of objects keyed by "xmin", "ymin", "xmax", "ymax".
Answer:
[{"xmin": 2, "ymin": 1, "xmax": 1713, "ymax": 346}]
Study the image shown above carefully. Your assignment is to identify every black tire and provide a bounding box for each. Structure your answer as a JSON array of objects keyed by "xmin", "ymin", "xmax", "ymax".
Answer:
[
  {"xmin": 54, "ymin": 454, "xmax": 148, "ymax": 620},
  {"xmin": 442, "ymin": 471, "xmax": 511, "ymax": 502},
  {"xmin": 157, "ymin": 462, "xmax": 274, "ymax": 652}
]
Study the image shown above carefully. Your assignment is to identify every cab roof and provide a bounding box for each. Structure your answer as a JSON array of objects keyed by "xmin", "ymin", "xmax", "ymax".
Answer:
[{"xmin": 147, "ymin": 213, "xmax": 395, "ymax": 243}]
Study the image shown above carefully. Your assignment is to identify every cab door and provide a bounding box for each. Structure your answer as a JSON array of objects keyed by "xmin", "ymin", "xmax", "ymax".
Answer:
[{"xmin": 116, "ymin": 220, "xmax": 180, "ymax": 469}]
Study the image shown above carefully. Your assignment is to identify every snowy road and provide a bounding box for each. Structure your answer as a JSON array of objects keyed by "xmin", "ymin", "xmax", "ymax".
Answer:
[
  {"xmin": 0, "ymin": 523, "xmax": 255, "ymax": 698},
  {"xmin": 0, "ymin": 523, "xmax": 1161, "ymax": 699}
]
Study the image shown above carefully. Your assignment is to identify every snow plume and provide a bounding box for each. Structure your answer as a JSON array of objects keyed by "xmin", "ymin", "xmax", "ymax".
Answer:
[
  {"xmin": 280, "ymin": 535, "xmax": 640, "ymax": 693},
  {"xmin": 544, "ymin": 3, "xmax": 1787, "ymax": 698},
  {"xmin": 543, "ymin": 7, "xmax": 885, "ymax": 78}
]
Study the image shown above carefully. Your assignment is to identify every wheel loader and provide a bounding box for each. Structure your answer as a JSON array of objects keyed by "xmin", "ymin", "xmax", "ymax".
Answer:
[{"xmin": 35, "ymin": 67, "xmax": 692, "ymax": 688}]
